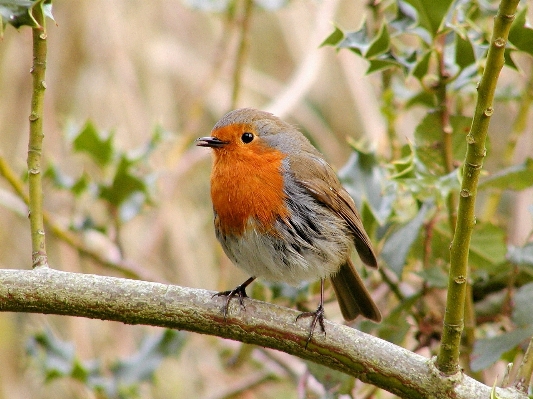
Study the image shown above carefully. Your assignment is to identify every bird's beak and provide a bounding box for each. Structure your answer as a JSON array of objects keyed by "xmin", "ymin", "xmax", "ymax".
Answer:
[{"xmin": 196, "ymin": 136, "xmax": 229, "ymax": 148}]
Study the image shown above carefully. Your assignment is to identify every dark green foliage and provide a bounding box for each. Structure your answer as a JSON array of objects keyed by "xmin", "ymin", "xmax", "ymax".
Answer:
[
  {"xmin": 46, "ymin": 121, "xmax": 163, "ymax": 230},
  {"xmin": 27, "ymin": 329, "xmax": 187, "ymax": 399}
]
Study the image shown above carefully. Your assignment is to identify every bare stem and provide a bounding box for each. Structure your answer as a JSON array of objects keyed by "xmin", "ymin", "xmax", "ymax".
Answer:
[
  {"xmin": 27, "ymin": 4, "xmax": 48, "ymax": 269},
  {"xmin": 436, "ymin": 0, "xmax": 521, "ymax": 375},
  {"xmin": 482, "ymin": 65, "xmax": 533, "ymax": 220},
  {"xmin": 230, "ymin": 0, "xmax": 254, "ymax": 109},
  {"xmin": 435, "ymin": 35, "xmax": 457, "ymax": 232}
]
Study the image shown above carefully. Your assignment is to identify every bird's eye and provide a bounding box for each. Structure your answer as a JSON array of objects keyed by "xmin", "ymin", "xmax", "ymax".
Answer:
[{"xmin": 241, "ymin": 132, "xmax": 254, "ymax": 144}]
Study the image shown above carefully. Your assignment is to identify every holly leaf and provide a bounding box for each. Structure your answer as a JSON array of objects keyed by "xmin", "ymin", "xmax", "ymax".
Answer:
[
  {"xmin": 479, "ymin": 158, "xmax": 533, "ymax": 191},
  {"xmin": 382, "ymin": 201, "xmax": 433, "ymax": 277},
  {"xmin": 416, "ymin": 265, "xmax": 448, "ymax": 288},
  {"xmin": 366, "ymin": 21, "xmax": 391, "ymax": 58},
  {"xmin": 414, "ymin": 113, "xmax": 471, "ymax": 176},
  {"xmin": 411, "ymin": 50, "xmax": 433, "ymax": 81},
  {"xmin": 454, "ymin": 31, "xmax": 476, "ymax": 69},
  {"xmin": 508, "ymin": 7, "xmax": 533, "ymax": 57},
  {"xmin": 321, "ymin": 26, "xmax": 344, "ymax": 47},
  {"xmin": 99, "ymin": 154, "xmax": 154, "ymax": 221},
  {"xmin": 0, "ymin": 0, "xmax": 54, "ymax": 33},
  {"xmin": 432, "ymin": 222, "xmax": 507, "ymax": 271},
  {"xmin": 72, "ymin": 121, "xmax": 114, "ymax": 166},
  {"xmin": 471, "ymin": 326, "xmax": 533, "ymax": 371},
  {"xmin": 338, "ymin": 20, "xmax": 373, "ymax": 56},
  {"xmin": 400, "ymin": 0, "xmax": 454, "ymax": 38},
  {"xmin": 111, "ymin": 330, "xmax": 187, "ymax": 386},
  {"xmin": 339, "ymin": 143, "xmax": 394, "ymax": 225},
  {"xmin": 512, "ymin": 282, "xmax": 533, "ymax": 326}
]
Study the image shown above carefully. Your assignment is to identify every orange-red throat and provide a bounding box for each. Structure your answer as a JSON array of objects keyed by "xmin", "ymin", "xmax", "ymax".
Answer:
[{"xmin": 197, "ymin": 123, "xmax": 289, "ymax": 237}]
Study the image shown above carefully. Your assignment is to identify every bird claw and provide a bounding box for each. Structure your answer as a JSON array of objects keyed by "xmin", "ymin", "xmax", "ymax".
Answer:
[
  {"xmin": 296, "ymin": 303, "xmax": 326, "ymax": 349},
  {"xmin": 213, "ymin": 284, "xmax": 249, "ymax": 320}
]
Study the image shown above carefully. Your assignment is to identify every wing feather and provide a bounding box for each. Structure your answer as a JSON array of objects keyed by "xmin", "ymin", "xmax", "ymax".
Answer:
[{"xmin": 288, "ymin": 153, "xmax": 378, "ymax": 268}]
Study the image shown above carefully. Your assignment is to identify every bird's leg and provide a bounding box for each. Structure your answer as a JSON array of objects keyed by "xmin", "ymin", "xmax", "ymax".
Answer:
[
  {"xmin": 213, "ymin": 276, "xmax": 256, "ymax": 320},
  {"xmin": 296, "ymin": 279, "xmax": 326, "ymax": 349}
]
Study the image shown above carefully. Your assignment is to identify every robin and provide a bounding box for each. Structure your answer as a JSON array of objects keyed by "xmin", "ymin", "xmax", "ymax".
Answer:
[{"xmin": 197, "ymin": 108, "xmax": 381, "ymax": 347}]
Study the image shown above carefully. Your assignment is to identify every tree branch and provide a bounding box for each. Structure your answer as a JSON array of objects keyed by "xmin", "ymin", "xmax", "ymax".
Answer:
[{"xmin": 0, "ymin": 268, "xmax": 526, "ymax": 399}]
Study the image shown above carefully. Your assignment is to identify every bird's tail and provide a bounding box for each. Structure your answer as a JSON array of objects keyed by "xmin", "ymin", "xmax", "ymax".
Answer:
[{"xmin": 330, "ymin": 258, "xmax": 381, "ymax": 322}]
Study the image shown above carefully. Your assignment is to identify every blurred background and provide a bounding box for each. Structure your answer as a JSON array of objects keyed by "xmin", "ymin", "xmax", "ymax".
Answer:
[{"xmin": 1, "ymin": 0, "xmax": 532, "ymax": 398}]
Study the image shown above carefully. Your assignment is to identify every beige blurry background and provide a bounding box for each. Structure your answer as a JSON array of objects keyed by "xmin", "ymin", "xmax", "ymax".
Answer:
[{"xmin": 1, "ymin": 1, "xmax": 532, "ymax": 398}]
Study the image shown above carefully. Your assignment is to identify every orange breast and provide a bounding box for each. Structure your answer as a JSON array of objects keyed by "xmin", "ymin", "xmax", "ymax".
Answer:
[{"xmin": 211, "ymin": 145, "xmax": 289, "ymax": 237}]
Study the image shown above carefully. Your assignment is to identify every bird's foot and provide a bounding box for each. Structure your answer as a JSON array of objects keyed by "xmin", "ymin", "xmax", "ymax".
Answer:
[
  {"xmin": 213, "ymin": 282, "xmax": 250, "ymax": 320},
  {"xmin": 296, "ymin": 303, "xmax": 326, "ymax": 349}
]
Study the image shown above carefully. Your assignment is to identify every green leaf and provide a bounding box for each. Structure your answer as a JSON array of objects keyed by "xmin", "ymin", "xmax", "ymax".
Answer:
[
  {"xmin": 374, "ymin": 294, "xmax": 420, "ymax": 343},
  {"xmin": 366, "ymin": 53, "xmax": 403, "ymax": 74},
  {"xmin": 366, "ymin": 22, "xmax": 391, "ymax": 58},
  {"xmin": 414, "ymin": 113, "xmax": 471, "ymax": 176},
  {"xmin": 339, "ymin": 144, "xmax": 394, "ymax": 225},
  {"xmin": 415, "ymin": 265, "xmax": 448, "ymax": 288},
  {"xmin": 406, "ymin": 90, "xmax": 437, "ymax": 108},
  {"xmin": 391, "ymin": 150, "xmax": 416, "ymax": 179},
  {"xmin": 45, "ymin": 163, "xmax": 75, "ymax": 189},
  {"xmin": 28, "ymin": 329, "xmax": 187, "ymax": 397},
  {"xmin": 455, "ymin": 31, "xmax": 476, "ymax": 69},
  {"xmin": 512, "ymin": 282, "xmax": 533, "ymax": 326},
  {"xmin": 321, "ymin": 26, "xmax": 344, "ymax": 47},
  {"xmin": 508, "ymin": 7, "xmax": 533, "ymax": 57},
  {"xmin": 390, "ymin": 1, "xmax": 431, "ymax": 43},
  {"xmin": 508, "ymin": 242, "xmax": 533, "ymax": 267},
  {"xmin": 432, "ymin": 222, "xmax": 507, "ymax": 271},
  {"xmin": 99, "ymin": 155, "xmax": 153, "ymax": 217},
  {"xmin": 338, "ymin": 20, "xmax": 372, "ymax": 56},
  {"xmin": 411, "ymin": 50, "xmax": 433, "ymax": 81},
  {"xmin": 468, "ymin": 223, "xmax": 507, "ymax": 269},
  {"xmin": 71, "ymin": 173, "xmax": 90, "ymax": 196},
  {"xmin": 479, "ymin": 158, "xmax": 533, "ymax": 191},
  {"xmin": 0, "ymin": 0, "xmax": 53, "ymax": 32},
  {"xmin": 72, "ymin": 121, "xmax": 114, "ymax": 166},
  {"xmin": 26, "ymin": 329, "xmax": 76, "ymax": 382},
  {"xmin": 394, "ymin": 170, "xmax": 460, "ymax": 203},
  {"xmin": 471, "ymin": 326, "xmax": 533, "ymax": 371},
  {"xmin": 111, "ymin": 330, "xmax": 187, "ymax": 386},
  {"xmin": 382, "ymin": 201, "xmax": 432, "ymax": 277},
  {"xmin": 401, "ymin": 0, "xmax": 454, "ymax": 38}
]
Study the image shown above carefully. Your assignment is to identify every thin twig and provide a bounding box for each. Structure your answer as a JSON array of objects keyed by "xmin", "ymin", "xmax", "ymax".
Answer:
[
  {"xmin": 482, "ymin": 64, "xmax": 533, "ymax": 221},
  {"xmin": 513, "ymin": 336, "xmax": 533, "ymax": 393},
  {"xmin": 230, "ymin": 0, "xmax": 254, "ymax": 109},
  {"xmin": 27, "ymin": 3, "xmax": 48, "ymax": 269}
]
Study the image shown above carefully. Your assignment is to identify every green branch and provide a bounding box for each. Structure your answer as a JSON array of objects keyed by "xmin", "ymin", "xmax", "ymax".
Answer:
[
  {"xmin": 230, "ymin": 0, "xmax": 253, "ymax": 109},
  {"xmin": 482, "ymin": 70, "xmax": 533, "ymax": 220},
  {"xmin": 27, "ymin": 4, "xmax": 48, "ymax": 268},
  {"xmin": 436, "ymin": 0, "xmax": 521, "ymax": 375}
]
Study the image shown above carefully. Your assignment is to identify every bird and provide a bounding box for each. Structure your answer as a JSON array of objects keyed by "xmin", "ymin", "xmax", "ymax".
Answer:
[{"xmin": 196, "ymin": 108, "xmax": 381, "ymax": 347}]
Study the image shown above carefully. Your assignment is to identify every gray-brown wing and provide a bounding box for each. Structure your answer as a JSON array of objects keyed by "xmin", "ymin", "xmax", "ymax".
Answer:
[{"xmin": 288, "ymin": 152, "xmax": 378, "ymax": 268}]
